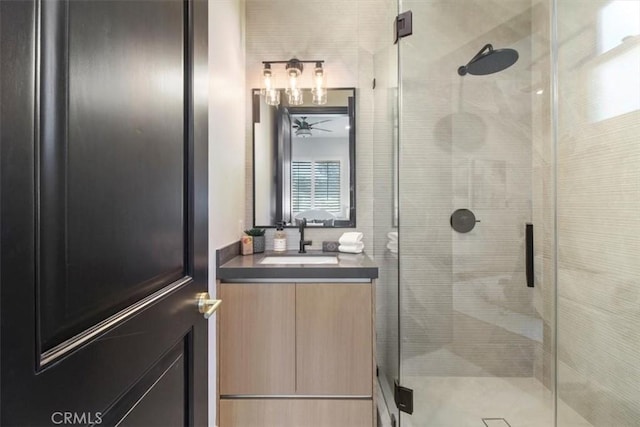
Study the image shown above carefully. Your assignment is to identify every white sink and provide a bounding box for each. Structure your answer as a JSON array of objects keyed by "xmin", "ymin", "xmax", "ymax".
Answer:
[{"xmin": 260, "ymin": 256, "xmax": 338, "ymax": 265}]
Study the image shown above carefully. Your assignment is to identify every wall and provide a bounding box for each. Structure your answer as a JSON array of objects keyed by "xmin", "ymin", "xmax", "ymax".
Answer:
[
  {"xmin": 556, "ymin": 1, "xmax": 640, "ymax": 425},
  {"xmin": 244, "ymin": 0, "xmax": 391, "ymax": 251},
  {"xmin": 208, "ymin": 0, "xmax": 246, "ymax": 425}
]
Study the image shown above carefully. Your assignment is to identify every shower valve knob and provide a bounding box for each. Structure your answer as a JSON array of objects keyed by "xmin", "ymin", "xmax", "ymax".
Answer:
[{"xmin": 450, "ymin": 209, "xmax": 479, "ymax": 233}]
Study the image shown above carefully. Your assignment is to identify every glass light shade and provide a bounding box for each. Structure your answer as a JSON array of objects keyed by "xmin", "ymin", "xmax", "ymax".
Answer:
[
  {"xmin": 312, "ymin": 87, "xmax": 327, "ymax": 105},
  {"xmin": 286, "ymin": 87, "xmax": 304, "ymax": 105},
  {"xmin": 312, "ymin": 64, "xmax": 327, "ymax": 105},
  {"xmin": 286, "ymin": 70, "xmax": 303, "ymax": 105},
  {"xmin": 265, "ymin": 88, "xmax": 280, "ymax": 106},
  {"xmin": 260, "ymin": 65, "xmax": 276, "ymax": 95}
]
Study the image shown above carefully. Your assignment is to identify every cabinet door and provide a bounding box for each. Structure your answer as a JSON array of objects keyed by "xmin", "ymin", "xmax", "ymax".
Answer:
[
  {"xmin": 296, "ymin": 283, "xmax": 373, "ymax": 395},
  {"xmin": 219, "ymin": 283, "xmax": 295, "ymax": 395}
]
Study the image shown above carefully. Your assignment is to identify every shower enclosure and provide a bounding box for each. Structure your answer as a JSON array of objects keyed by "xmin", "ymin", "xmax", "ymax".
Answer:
[{"xmin": 374, "ymin": 1, "xmax": 640, "ymax": 426}]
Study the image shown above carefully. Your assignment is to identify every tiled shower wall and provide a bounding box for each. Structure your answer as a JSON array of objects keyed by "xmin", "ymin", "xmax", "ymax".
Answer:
[
  {"xmin": 244, "ymin": 0, "xmax": 391, "ymax": 250},
  {"xmin": 398, "ymin": 0, "xmax": 542, "ymax": 378},
  {"xmin": 556, "ymin": 1, "xmax": 640, "ymax": 425}
]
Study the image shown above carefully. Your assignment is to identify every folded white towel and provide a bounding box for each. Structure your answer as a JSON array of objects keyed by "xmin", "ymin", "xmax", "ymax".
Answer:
[
  {"xmin": 339, "ymin": 242, "xmax": 364, "ymax": 250},
  {"xmin": 339, "ymin": 243, "xmax": 364, "ymax": 254},
  {"xmin": 386, "ymin": 241, "xmax": 398, "ymax": 254},
  {"xmin": 339, "ymin": 232, "xmax": 363, "ymax": 245},
  {"xmin": 387, "ymin": 231, "xmax": 398, "ymax": 241}
]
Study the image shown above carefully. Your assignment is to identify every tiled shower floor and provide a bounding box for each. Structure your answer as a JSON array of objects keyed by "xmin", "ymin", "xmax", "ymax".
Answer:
[{"xmin": 398, "ymin": 376, "xmax": 593, "ymax": 427}]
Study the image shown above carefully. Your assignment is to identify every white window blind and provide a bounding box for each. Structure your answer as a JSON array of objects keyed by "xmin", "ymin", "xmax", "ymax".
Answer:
[
  {"xmin": 292, "ymin": 161, "xmax": 312, "ymax": 213},
  {"xmin": 291, "ymin": 160, "xmax": 341, "ymax": 215},
  {"xmin": 313, "ymin": 161, "xmax": 341, "ymax": 213}
]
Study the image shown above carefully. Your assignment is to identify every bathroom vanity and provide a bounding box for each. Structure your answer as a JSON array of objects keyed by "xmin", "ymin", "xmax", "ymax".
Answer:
[{"xmin": 216, "ymin": 244, "xmax": 378, "ymax": 427}]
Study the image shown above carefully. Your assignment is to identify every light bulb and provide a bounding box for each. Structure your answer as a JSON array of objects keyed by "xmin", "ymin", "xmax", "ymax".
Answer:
[
  {"xmin": 261, "ymin": 64, "xmax": 274, "ymax": 95},
  {"xmin": 311, "ymin": 62, "xmax": 327, "ymax": 105},
  {"xmin": 286, "ymin": 68, "xmax": 303, "ymax": 105},
  {"xmin": 261, "ymin": 63, "xmax": 280, "ymax": 106}
]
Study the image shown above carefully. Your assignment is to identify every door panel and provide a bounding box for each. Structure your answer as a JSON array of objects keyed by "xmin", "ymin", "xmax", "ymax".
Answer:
[
  {"xmin": 0, "ymin": 0, "xmax": 209, "ymax": 425},
  {"xmin": 40, "ymin": 0, "xmax": 187, "ymax": 355},
  {"xmin": 107, "ymin": 337, "xmax": 188, "ymax": 427},
  {"xmin": 276, "ymin": 108, "xmax": 293, "ymax": 223},
  {"xmin": 118, "ymin": 354, "xmax": 185, "ymax": 427}
]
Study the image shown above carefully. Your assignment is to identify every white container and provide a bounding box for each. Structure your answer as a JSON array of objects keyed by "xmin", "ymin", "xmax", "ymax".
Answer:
[{"xmin": 273, "ymin": 226, "xmax": 287, "ymax": 252}]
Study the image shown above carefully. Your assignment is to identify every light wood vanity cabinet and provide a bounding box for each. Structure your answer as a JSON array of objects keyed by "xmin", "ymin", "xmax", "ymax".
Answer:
[
  {"xmin": 219, "ymin": 283, "xmax": 296, "ymax": 395},
  {"xmin": 296, "ymin": 283, "xmax": 373, "ymax": 396},
  {"xmin": 219, "ymin": 281, "xmax": 375, "ymax": 427}
]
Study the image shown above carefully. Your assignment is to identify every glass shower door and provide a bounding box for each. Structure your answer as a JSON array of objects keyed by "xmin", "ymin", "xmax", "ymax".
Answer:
[
  {"xmin": 372, "ymin": 0, "xmax": 401, "ymax": 423},
  {"xmin": 396, "ymin": 1, "xmax": 556, "ymax": 425}
]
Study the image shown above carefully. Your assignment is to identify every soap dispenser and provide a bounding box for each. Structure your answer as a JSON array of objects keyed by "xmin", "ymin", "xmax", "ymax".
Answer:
[{"xmin": 273, "ymin": 222, "xmax": 287, "ymax": 252}]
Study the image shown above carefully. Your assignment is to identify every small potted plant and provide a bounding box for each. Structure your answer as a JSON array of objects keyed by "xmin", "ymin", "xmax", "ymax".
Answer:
[{"xmin": 244, "ymin": 228, "xmax": 266, "ymax": 253}]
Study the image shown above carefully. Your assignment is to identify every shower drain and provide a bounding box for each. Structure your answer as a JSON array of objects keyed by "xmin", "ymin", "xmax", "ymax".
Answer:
[{"xmin": 482, "ymin": 418, "xmax": 512, "ymax": 427}]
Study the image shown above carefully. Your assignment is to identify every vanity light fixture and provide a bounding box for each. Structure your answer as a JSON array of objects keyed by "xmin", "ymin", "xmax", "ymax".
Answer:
[{"xmin": 260, "ymin": 58, "xmax": 327, "ymax": 106}]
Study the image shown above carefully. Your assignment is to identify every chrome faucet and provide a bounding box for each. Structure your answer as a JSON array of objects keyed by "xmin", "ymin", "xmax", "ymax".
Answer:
[{"xmin": 298, "ymin": 218, "xmax": 312, "ymax": 253}]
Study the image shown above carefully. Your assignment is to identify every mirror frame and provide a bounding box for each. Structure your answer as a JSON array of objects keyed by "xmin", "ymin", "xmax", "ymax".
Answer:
[{"xmin": 252, "ymin": 87, "xmax": 357, "ymax": 228}]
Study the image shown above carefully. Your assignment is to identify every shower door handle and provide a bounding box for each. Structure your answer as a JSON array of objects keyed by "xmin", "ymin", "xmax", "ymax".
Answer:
[{"xmin": 526, "ymin": 223, "xmax": 534, "ymax": 287}]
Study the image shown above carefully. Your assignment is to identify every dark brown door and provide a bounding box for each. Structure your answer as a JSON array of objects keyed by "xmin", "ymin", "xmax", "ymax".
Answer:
[{"xmin": 1, "ymin": 0, "xmax": 209, "ymax": 425}]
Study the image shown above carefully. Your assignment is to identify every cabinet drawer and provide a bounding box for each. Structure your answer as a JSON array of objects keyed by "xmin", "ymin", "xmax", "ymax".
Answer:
[{"xmin": 220, "ymin": 399, "xmax": 373, "ymax": 427}]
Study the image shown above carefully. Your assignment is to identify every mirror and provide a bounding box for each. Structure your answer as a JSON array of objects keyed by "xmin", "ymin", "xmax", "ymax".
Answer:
[{"xmin": 253, "ymin": 88, "xmax": 356, "ymax": 228}]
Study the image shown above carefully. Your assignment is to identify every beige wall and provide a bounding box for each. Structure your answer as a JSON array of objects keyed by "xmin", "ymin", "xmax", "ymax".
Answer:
[
  {"xmin": 244, "ymin": 0, "xmax": 392, "ymax": 251},
  {"xmin": 209, "ymin": 0, "xmax": 246, "ymax": 425},
  {"xmin": 556, "ymin": 1, "xmax": 640, "ymax": 425}
]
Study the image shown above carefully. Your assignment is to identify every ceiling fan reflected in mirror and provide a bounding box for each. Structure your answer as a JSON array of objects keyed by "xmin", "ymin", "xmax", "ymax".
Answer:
[{"xmin": 292, "ymin": 117, "xmax": 333, "ymax": 138}]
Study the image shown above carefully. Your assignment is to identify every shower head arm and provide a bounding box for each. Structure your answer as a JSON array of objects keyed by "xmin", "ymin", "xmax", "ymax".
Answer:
[
  {"xmin": 468, "ymin": 44, "xmax": 493, "ymax": 64},
  {"xmin": 458, "ymin": 44, "xmax": 494, "ymax": 76}
]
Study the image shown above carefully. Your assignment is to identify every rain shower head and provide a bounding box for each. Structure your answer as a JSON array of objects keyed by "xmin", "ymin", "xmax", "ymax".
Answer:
[{"xmin": 457, "ymin": 44, "xmax": 519, "ymax": 76}]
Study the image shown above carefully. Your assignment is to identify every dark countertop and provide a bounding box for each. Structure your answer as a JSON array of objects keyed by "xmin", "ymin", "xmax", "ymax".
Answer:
[{"xmin": 216, "ymin": 250, "xmax": 378, "ymax": 281}]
